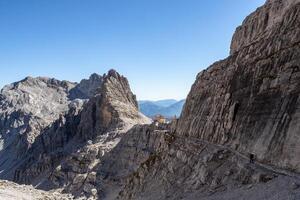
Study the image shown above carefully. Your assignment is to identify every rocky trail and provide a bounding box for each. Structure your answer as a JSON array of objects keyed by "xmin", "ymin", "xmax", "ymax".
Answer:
[
  {"xmin": 117, "ymin": 124, "xmax": 300, "ymax": 200},
  {"xmin": 175, "ymin": 134, "xmax": 300, "ymax": 182}
]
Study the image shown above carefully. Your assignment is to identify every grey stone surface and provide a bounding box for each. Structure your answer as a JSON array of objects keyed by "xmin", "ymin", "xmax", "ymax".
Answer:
[
  {"xmin": 0, "ymin": 77, "xmax": 76, "ymax": 151},
  {"xmin": 177, "ymin": 0, "xmax": 300, "ymax": 173}
]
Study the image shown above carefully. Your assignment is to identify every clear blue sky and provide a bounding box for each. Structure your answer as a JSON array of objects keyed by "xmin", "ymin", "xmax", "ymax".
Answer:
[{"xmin": 0, "ymin": 0, "xmax": 265, "ymax": 100}]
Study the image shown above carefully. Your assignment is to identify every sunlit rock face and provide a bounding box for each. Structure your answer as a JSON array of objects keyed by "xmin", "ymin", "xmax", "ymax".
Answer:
[{"xmin": 177, "ymin": 0, "xmax": 300, "ymax": 172}]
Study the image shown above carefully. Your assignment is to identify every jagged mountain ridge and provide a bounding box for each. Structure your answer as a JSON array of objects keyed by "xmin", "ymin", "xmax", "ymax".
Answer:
[{"xmin": 0, "ymin": 70, "xmax": 150, "ymax": 199}]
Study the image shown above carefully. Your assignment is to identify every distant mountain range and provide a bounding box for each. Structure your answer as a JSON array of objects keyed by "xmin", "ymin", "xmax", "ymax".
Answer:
[{"xmin": 138, "ymin": 99, "xmax": 185, "ymax": 118}]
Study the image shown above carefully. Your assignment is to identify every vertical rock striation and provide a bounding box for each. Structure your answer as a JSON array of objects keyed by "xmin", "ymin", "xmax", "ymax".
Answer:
[{"xmin": 177, "ymin": 0, "xmax": 300, "ymax": 172}]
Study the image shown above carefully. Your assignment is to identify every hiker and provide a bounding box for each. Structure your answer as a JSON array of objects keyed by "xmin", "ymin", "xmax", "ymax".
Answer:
[{"xmin": 249, "ymin": 153, "xmax": 255, "ymax": 164}]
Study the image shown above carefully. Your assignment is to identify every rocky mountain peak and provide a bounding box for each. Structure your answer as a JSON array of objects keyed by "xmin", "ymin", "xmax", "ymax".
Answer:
[
  {"xmin": 102, "ymin": 69, "xmax": 138, "ymax": 109},
  {"xmin": 78, "ymin": 69, "xmax": 149, "ymax": 140},
  {"xmin": 107, "ymin": 69, "xmax": 120, "ymax": 78}
]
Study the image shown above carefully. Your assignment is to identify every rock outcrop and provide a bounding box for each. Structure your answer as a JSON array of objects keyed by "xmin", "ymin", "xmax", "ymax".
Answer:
[
  {"xmin": 0, "ymin": 77, "xmax": 76, "ymax": 151},
  {"xmin": 77, "ymin": 70, "xmax": 148, "ymax": 140}
]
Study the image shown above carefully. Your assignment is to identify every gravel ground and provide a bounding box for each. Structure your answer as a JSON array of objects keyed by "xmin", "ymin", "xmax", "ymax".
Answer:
[{"xmin": 0, "ymin": 180, "xmax": 73, "ymax": 200}]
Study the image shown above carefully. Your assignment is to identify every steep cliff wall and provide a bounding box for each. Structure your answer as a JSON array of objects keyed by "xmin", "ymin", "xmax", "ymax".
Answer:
[{"xmin": 177, "ymin": 0, "xmax": 300, "ymax": 172}]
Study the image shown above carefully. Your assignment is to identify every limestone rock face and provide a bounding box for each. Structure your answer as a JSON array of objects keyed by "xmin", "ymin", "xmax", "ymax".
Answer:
[
  {"xmin": 177, "ymin": 0, "xmax": 300, "ymax": 172},
  {"xmin": 0, "ymin": 77, "xmax": 82, "ymax": 182},
  {"xmin": 77, "ymin": 70, "xmax": 149, "ymax": 140},
  {"xmin": 0, "ymin": 77, "xmax": 76, "ymax": 152}
]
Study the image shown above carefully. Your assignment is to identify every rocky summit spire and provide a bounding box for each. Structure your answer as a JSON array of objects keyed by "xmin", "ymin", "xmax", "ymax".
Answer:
[{"xmin": 78, "ymin": 69, "xmax": 149, "ymax": 140}]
